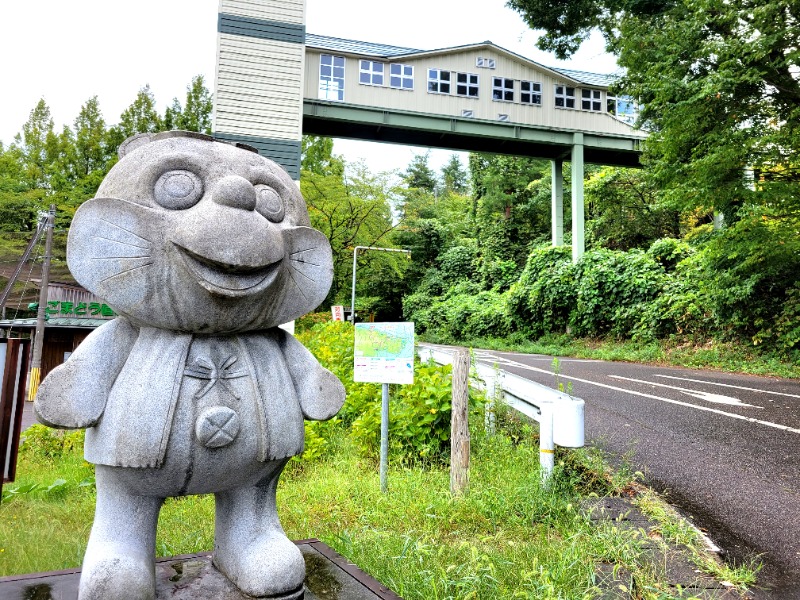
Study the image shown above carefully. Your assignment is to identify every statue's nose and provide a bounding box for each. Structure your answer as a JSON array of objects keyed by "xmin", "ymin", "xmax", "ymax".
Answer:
[{"xmin": 212, "ymin": 175, "xmax": 256, "ymax": 211}]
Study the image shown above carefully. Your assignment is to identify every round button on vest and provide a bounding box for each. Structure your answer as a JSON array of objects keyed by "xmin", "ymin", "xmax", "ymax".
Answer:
[{"xmin": 196, "ymin": 406, "xmax": 240, "ymax": 448}]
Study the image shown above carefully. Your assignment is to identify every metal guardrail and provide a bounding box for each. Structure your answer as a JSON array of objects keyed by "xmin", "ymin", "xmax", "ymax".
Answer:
[{"xmin": 418, "ymin": 345, "xmax": 585, "ymax": 478}]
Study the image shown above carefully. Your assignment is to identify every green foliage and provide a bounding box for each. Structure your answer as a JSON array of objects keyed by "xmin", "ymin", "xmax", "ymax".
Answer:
[
  {"xmin": 698, "ymin": 215, "xmax": 800, "ymax": 353},
  {"xmin": 19, "ymin": 424, "xmax": 86, "ymax": 460},
  {"xmin": 572, "ymin": 248, "xmax": 668, "ymax": 337},
  {"xmin": 439, "ymin": 154, "xmax": 469, "ymax": 195},
  {"xmin": 0, "ymin": 75, "xmax": 211, "ymax": 238},
  {"xmin": 296, "ymin": 322, "xmax": 471, "ymax": 463},
  {"xmin": 507, "ymin": 246, "xmax": 576, "ymax": 337},
  {"xmin": 117, "ymin": 84, "xmax": 163, "ymax": 137},
  {"xmin": 585, "ymin": 167, "xmax": 680, "ymax": 251},
  {"xmin": 645, "ymin": 237, "xmax": 695, "ymax": 271},
  {"xmin": 436, "ymin": 244, "xmax": 477, "ymax": 283},
  {"xmin": 470, "ymin": 153, "xmax": 554, "ymax": 274},
  {"xmin": 401, "ymin": 152, "xmax": 438, "ymax": 194},
  {"xmin": 163, "ymin": 76, "xmax": 214, "ymax": 134},
  {"xmin": 301, "ymin": 163, "xmax": 399, "ymax": 307}
]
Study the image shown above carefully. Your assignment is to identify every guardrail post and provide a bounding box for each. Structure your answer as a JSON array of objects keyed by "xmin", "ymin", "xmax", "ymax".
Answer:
[
  {"xmin": 539, "ymin": 402, "xmax": 555, "ymax": 482},
  {"xmin": 450, "ymin": 349, "xmax": 470, "ymax": 496},
  {"xmin": 484, "ymin": 366, "xmax": 498, "ymax": 435}
]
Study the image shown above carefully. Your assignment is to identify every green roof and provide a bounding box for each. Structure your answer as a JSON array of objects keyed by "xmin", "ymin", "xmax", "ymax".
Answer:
[{"xmin": 0, "ymin": 317, "xmax": 110, "ymax": 329}]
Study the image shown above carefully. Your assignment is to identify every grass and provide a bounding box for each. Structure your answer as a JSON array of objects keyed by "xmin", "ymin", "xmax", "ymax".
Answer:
[
  {"xmin": 421, "ymin": 332, "xmax": 800, "ymax": 379},
  {"xmin": 633, "ymin": 489, "xmax": 761, "ymax": 589},
  {"xmin": 0, "ymin": 420, "xmax": 757, "ymax": 599}
]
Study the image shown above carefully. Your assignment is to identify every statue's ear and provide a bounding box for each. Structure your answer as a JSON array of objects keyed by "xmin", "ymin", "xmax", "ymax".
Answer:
[
  {"xmin": 272, "ymin": 226, "xmax": 334, "ymax": 322},
  {"xmin": 118, "ymin": 133, "xmax": 156, "ymax": 158},
  {"xmin": 67, "ymin": 197, "xmax": 165, "ymax": 300}
]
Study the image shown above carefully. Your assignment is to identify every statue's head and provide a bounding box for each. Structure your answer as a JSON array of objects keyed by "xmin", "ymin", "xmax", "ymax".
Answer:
[{"xmin": 68, "ymin": 131, "xmax": 332, "ymax": 333}]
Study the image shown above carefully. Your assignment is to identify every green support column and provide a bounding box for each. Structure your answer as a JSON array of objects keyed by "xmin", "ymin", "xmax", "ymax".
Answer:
[
  {"xmin": 551, "ymin": 159, "xmax": 564, "ymax": 246},
  {"xmin": 571, "ymin": 133, "xmax": 585, "ymax": 263}
]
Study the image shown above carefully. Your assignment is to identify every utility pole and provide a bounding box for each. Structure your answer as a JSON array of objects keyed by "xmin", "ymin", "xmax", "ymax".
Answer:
[
  {"xmin": 0, "ymin": 213, "xmax": 49, "ymax": 319},
  {"xmin": 27, "ymin": 205, "xmax": 55, "ymax": 402}
]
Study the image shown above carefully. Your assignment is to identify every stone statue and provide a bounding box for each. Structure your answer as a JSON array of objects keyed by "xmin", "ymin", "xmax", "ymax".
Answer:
[{"xmin": 34, "ymin": 131, "xmax": 345, "ymax": 600}]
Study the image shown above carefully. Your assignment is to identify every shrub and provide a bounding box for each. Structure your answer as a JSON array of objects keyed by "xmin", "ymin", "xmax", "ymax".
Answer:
[
  {"xmin": 296, "ymin": 322, "xmax": 474, "ymax": 463},
  {"xmin": 480, "ymin": 258, "xmax": 521, "ymax": 292},
  {"xmin": 437, "ymin": 244, "xmax": 477, "ymax": 283},
  {"xmin": 572, "ymin": 249, "xmax": 668, "ymax": 337},
  {"xmin": 19, "ymin": 425, "xmax": 85, "ymax": 461},
  {"xmin": 697, "ymin": 216, "xmax": 800, "ymax": 347},
  {"xmin": 506, "ymin": 246, "xmax": 575, "ymax": 336},
  {"xmin": 647, "ymin": 238, "xmax": 695, "ymax": 271},
  {"xmin": 442, "ymin": 291, "xmax": 512, "ymax": 340}
]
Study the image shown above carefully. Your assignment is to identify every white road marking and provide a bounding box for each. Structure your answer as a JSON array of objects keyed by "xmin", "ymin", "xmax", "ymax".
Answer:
[
  {"xmin": 471, "ymin": 354, "xmax": 800, "ymax": 435},
  {"xmin": 654, "ymin": 375, "xmax": 800, "ymax": 400},
  {"xmin": 608, "ymin": 375, "xmax": 762, "ymax": 408}
]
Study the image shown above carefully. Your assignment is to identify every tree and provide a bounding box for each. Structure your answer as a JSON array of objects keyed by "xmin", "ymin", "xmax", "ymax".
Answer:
[
  {"xmin": 440, "ymin": 154, "xmax": 469, "ymax": 195},
  {"xmin": 164, "ymin": 75, "xmax": 214, "ymax": 134},
  {"xmin": 117, "ymin": 85, "xmax": 163, "ymax": 137},
  {"xmin": 13, "ymin": 99, "xmax": 59, "ymax": 191},
  {"xmin": 301, "ymin": 135, "xmax": 344, "ymax": 177},
  {"xmin": 72, "ymin": 97, "xmax": 114, "ymax": 180},
  {"xmin": 0, "ymin": 145, "xmax": 42, "ymax": 231},
  {"xmin": 402, "ymin": 152, "xmax": 438, "ymax": 194},
  {"xmin": 585, "ymin": 167, "xmax": 680, "ymax": 250},
  {"xmin": 300, "ymin": 160, "xmax": 398, "ymax": 307},
  {"xmin": 507, "ymin": 0, "xmax": 800, "ymax": 220}
]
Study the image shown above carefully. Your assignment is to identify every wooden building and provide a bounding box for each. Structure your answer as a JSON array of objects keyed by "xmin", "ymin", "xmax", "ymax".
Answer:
[{"xmin": 0, "ymin": 282, "xmax": 115, "ymax": 382}]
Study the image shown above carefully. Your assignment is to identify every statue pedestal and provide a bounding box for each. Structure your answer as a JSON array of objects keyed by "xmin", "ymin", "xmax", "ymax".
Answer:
[{"xmin": 0, "ymin": 539, "xmax": 401, "ymax": 600}]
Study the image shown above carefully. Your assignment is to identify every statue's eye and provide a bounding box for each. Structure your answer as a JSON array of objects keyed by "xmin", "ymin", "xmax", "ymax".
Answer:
[
  {"xmin": 154, "ymin": 170, "xmax": 204, "ymax": 209},
  {"xmin": 255, "ymin": 184, "xmax": 285, "ymax": 222}
]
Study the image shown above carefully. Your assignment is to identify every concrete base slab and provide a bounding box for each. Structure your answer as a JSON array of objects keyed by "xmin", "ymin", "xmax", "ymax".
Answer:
[{"xmin": 0, "ymin": 539, "xmax": 401, "ymax": 600}]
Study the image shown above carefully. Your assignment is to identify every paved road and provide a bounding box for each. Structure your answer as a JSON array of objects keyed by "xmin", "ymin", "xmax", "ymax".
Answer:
[{"xmin": 448, "ymin": 347, "xmax": 800, "ymax": 599}]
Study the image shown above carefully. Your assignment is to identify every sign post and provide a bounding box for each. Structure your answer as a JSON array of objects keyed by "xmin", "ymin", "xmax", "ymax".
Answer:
[{"xmin": 353, "ymin": 322, "xmax": 415, "ymax": 493}]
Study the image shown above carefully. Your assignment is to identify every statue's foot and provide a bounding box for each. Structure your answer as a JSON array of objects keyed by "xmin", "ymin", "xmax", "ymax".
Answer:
[
  {"xmin": 214, "ymin": 531, "xmax": 305, "ymax": 599},
  {"xmin": 78, "ymin": 548, "xmax": 155, "ymax": 600}
]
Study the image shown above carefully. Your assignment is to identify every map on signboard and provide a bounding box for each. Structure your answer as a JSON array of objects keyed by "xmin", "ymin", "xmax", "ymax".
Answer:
[{"xmin": 354, "ymin": 322, "xmax": 415, "ymax": 384}]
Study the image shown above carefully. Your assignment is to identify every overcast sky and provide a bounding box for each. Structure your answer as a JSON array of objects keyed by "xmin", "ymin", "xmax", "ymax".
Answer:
[{"xmin": 0, "ymin": 0, "xmax": 617, "ymax": 175}]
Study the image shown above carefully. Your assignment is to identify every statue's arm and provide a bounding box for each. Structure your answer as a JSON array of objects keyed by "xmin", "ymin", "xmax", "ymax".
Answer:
[
  {"xmin": 34, "ymin": 318, "xmax": 138, "ymax": 429},
  {"xmin": 279, "ymin": 331, "xmax": 345, "ymax": 421}
]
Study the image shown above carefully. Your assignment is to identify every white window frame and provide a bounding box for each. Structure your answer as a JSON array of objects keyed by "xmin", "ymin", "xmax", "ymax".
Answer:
[
  {"xmin": 476, "ymin": 56, "xmax": 496, "ymax": 69},
  {"xmin": 492, "ymin": 77, "xmax": 514, "ymax": 102},
  {"xmin": 389, "ymin": 63, "xmax": 414, "ymax": 90},
  {"xmin": 456, "ymin": 72, "xmax": 479, "ymax": 98},
  {"xmin": 607, "ymin": 93, "xmax": 638, "ymax": 123},
  {"xmin": 428, "ymin": 69, "xmax": 452, "ymax": 94},
  {"xmin": 582, "ymin": 88, "xmax": 602, "ymax": 111},
  {"xmin": 319, "ymin": 54, "xmax": 345, "ymax": 101},
  {"xmin": 554, "ymin": 85, "xmax": 576, "ymax": 109},
  {"xmin": 359, "ymin": 60, "xmax": 384, "ymax": 86},
  {"xmin": 520, "ymin": 81, "xmax": 542, "ymax": 105}
]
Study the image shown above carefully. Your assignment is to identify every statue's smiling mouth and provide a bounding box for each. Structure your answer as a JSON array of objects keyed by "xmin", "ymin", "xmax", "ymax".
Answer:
[{"xmin": 174, "ymin": 244, "xmax": 282, "ymax": 297}]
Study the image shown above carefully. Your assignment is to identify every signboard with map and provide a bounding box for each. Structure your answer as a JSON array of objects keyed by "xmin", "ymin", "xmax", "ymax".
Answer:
[{"xmin": 354, "ymin": 322, "xmax": 415, "ymax": 384}]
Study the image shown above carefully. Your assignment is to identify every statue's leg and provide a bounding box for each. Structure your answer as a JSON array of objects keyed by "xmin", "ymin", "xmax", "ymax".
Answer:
[
  {"xmin": 213, "ymin": 459, "xmax": 305, "ymax": 599},
  {"xmin": 79, "ymin": 465, "xmax": 164, "ymax": 600}
]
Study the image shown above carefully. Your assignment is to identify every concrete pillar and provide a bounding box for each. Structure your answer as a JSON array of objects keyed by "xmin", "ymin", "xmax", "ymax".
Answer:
[
  {"xmin": 551, "ymin": 159, "xmax": 564, "ymax": 246},
  {"xmin": 571, "ymin": 133, "xmax": 585, "ymax": 263}
]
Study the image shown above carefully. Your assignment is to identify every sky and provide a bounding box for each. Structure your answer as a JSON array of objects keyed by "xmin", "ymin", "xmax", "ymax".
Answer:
[{"xmin": 0, "ymin": 0, "xmax": 618, "ymax": 176}]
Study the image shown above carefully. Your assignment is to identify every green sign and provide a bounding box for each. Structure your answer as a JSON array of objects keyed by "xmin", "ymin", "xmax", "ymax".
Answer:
[{"xmin": 45, "ymin": 301, "xmax": 116, "ymax": 318}]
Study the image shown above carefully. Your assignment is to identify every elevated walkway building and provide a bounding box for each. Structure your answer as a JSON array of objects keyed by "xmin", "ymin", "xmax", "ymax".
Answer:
[{"xmin": 213, "ymin": 0, "xmax": 646, "ymax": 260}]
